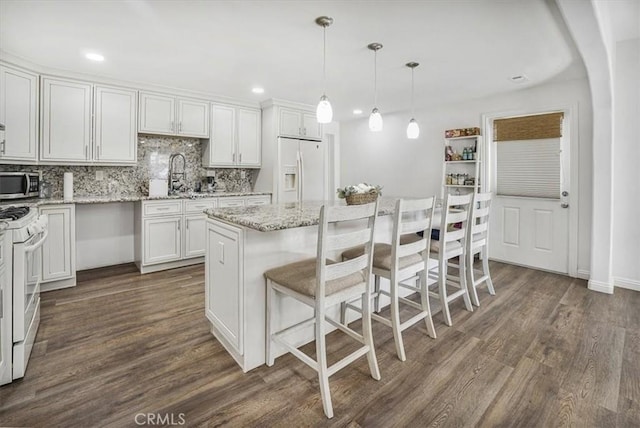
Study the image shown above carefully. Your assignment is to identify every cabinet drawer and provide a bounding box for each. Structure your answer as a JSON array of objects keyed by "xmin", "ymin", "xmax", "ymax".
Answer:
[
  {"xmin": 218, "ymin": 198, "xmax": 245, "ymax": 208},
  {"xmin": 185, "ymin": 199, "xmax": 217, "ymax": 213},
  {"xmin": 246, "ymin": 195, "xmax": 271, "ymax": 206},
  {"xmin": 143, "ymin": 200, "xmax": 183, "ymax": 216}
]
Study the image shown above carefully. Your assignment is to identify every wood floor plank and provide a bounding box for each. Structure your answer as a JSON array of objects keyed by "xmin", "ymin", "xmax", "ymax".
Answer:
[{"xmin": 1, "ymin": 261, "xmax": 639, "ymax": 427}]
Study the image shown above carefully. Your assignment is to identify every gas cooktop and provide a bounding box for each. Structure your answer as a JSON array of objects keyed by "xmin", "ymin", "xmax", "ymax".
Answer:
[{"xmin": 0, "ymin": 206, "xmax": 31, "ymax": 221}]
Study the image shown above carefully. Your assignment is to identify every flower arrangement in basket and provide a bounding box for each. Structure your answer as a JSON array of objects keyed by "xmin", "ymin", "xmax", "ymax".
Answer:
[{"xmin": 337, "ymin": 183, "xmax": 382, "ymax": 205}]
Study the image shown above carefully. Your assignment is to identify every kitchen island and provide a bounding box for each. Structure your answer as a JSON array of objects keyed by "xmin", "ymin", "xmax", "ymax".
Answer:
[{"xmin": 204, "ymin": 199, "xmax": 401, "ymax": 372}]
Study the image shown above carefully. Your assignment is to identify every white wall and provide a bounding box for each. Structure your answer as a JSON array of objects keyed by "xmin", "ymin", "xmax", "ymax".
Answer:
[
  {"xmin": 613, "ymin": 37, "xmax": 640, "ymax": 289},
  {"xmin": 75, "ymin": 202, "xmax": 135, "ymax": 270},
  {"xmin": 340, "ymin": 77, "xmax": 593, "ymax": 274}
]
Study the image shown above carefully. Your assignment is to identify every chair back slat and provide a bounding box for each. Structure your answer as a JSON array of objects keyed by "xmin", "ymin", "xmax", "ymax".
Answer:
[
  {"xmin": 325, "ymin": 202, "xmax": 377, "ymax": 222},
  {"xmin": 467, "ymin": 192, "xmax": 493, "ymax": 254},
  {"xmin": 475, "ymin": 207, "xmax": 490, "ymax": 220},
  {"xmin": 327, "ymin": 228, "xmax": 372, "ymax": 251},
  {"xmin": 390, "ymin": 197, "xmax": 435, "ymax": 272},
  {"xmin": 436, "ymin": 193, "xmax": 473, "ymax": 259},
  {"xmin": 401, "ymin": 218, "xmax": 431, "ymax": 235},
  {"xmin": 397, "ymin": 238, "xmax": 427, "ymax": 258},
  {"xmin": 325, "ymin": 255, "xmax": 368, "ymax": 281},
  {"xmin": 446, "ymin": 211, "xmax": 468, "ymax": 224},
  {"xmin": 445, "ymin": 228, "xmax": 465, "ymax": 243},
  {"xmin": 472, "ymin": 221, "xmax": 488, "ymax": 234}
]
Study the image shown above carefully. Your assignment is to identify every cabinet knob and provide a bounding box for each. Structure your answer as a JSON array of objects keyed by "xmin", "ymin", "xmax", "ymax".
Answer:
[{"xmin": 0, "ymin": 139, "xmax": 5, "ymax": 155}]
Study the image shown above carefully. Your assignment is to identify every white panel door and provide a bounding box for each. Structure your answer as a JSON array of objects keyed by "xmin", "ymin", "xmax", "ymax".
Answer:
[
  {"xmin": 40, "ymin": 205, "xmax": 75, "ymax": 282},
  {"xmin": 209, "ymin": 104, "xmax": 235, "ymax": 166},
  {"xmin": 205, "ymin": 223, "xmax": 242, "ymax": 353},
  {"xmin": 279, "ymin": 108, "xmax": 301, "ymax": 137},
  {"xmin": 300, "ymin": 140, "xmax": 326, "ymax": 201},
  {"xmin": 302, "ymin": 112, "xmax": 322, "ymax": 140},
  {"xmin": 143, "ymin": 216, "xmax": 182, "ymax": 265},
  {"xmin": 237, "ymin": 108, "xmax": 261, "ymax": 167},
  {"xmin": 41, "ymin": 78, "xmax": 92, "ymax": 162},
  {"xmin": 0, "ymin": 66, "xmax": 38, "ymax": 163},
  {"xmin": 184, "ymin": 214, "xmax": 207, "ymax": 258},
  {"xmin": 178, "ymin": 99, "xmax": 209, "ymax": 138},
  {"xmin": 138, "ymin": 92, "xmax": 175, "ymax": 135},
  {"xmin": 94, "ymin": 85, "xmax": 137, "ymax": 163}
]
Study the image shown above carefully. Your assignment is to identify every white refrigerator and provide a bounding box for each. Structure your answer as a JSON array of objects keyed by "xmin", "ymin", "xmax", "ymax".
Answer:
[{"xmin": 278, "ymin": 137, "xmax": 326, "ymax": 203}]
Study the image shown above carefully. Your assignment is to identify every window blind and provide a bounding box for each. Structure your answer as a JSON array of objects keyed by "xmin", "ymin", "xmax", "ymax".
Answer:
[{"xmin": 494, "ymin": 112, "xmax": 563, "ymax": 199}]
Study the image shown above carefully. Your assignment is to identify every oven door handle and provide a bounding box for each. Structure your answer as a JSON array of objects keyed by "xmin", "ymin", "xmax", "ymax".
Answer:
[{"xmin": 24, "ymin": 229, "xmax": 48, "ymax": 254}]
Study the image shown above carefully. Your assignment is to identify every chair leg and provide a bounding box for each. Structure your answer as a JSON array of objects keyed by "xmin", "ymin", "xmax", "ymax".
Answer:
[
  {"xmin": 315, "ymin": 303, "xmax": 333, "ymax": 419},
  {"xmin": 439, "ymin": 260, "xmax": 452, "ymax": 327},
  {"xmin": 459, "ymin": 254, "xmax": 474, "ymax": 312},
  {"xmin": 266, "ymin": 279, "xmax": 275, "ymax": 367},
  {"xmin": 483, "ymin": 248, "xmax": 496, "ymax": 295},
  {"xmin": 339, "ymin": 301, "xmax": 347, "ymax": 325},
  {"xmin": 389, "ymin": 271, "xmax": 406, "ymax": 361},
  {"xmin": 419, "ymin": 270, "xmax": 436, "ymax": 339},
  {"xmin": 361, "ymin": 292, "xmax": 381, "ymax": 380},
  {"xmin": 468, "ymin": 251, "xmax": 480, "ymax": 307},
  {"xmin": 374, "ymin": 275, "xmax": 381, "ymax": 313}
]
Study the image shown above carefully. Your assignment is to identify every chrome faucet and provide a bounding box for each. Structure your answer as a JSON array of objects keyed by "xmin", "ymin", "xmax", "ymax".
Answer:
[{"xmin": 168, "ymin": 153, "xmax": 187, "ymax": 194}]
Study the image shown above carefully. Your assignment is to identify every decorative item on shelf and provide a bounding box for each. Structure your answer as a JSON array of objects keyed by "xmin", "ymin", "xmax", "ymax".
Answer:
[
  {"xmin": 445, "ymin": 145, "xmax": 453, "ymax": 161},
  {"xmin": 367, "ymin": 43, "xmax": 384, "ymax": 132},
  {"xmin": 444, "ymin": 127, "xmax": 481, "ymax": 138},
  {"xmin": 405, "ymin": 62, "xmax": 419, "ymax": 139},
  {"xmin": 315, "ymin": 16, "xmax": 334, "ymax": 124},
  {"xmin": 337, "ymin": 183, "xmax": 382, "ymax": 205}
]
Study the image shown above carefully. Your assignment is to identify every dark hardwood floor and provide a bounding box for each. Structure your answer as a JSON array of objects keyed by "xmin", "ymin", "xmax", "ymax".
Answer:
[{"xmin": 1, "ymin": 261, "xmax": 639, "ymax": 427}]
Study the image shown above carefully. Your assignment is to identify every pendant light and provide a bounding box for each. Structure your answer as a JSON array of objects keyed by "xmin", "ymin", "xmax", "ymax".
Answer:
[
  {"xmin": 406, "ymin": 62, "xmax": 420, "ymax": 139},
  {"xmin": 368, "ymin": 43, "xmax": 383, "ymax": 132},
  {"xmin": 315, "ymin": 16, "xmax": 333, "ymax": 124}
]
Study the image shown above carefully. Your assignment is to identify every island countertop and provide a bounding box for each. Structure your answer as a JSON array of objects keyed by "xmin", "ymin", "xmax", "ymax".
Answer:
[{"xmin": 204, "ymin": 198, "xmax": 398, "ymax": 232}]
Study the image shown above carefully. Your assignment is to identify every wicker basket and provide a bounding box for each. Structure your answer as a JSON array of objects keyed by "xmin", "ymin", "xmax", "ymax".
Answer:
[{"xmin": 345, "ymin": 192, "xmax": 378, "ymax": 205}]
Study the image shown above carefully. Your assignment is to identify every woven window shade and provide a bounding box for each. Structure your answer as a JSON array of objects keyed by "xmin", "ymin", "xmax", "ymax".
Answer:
[{"xmin": 493, "ymin": 112, "xmax": 564, "ymax": 141}]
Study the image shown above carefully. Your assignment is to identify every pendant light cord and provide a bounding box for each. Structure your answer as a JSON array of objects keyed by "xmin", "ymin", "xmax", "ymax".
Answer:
[
  {"xmin": 411, "ymin": 67, "xmax": 415, "ymax": 117},
  {"xmin": 322, "ymin": 25, "xmax": 327, "ymax": 96},
  {"xmin": 374, "ymin": 49, "xmax": 378, "ymax": 107}
]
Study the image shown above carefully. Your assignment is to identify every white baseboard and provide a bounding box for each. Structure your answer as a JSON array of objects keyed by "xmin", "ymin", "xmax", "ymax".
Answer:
[
  {"xmin": 614, "ymin": 276, "xmax": 640, "ymax": 292},
  {"xmin": 588, "ymin": 279, "xmax": 614, "ymax": 294},
  {"xmin": 577, "ymin": 269, "xmax": 590, "ymax": 280}
]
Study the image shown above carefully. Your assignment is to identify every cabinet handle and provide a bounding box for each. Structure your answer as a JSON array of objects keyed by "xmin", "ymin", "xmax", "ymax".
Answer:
[
  {"xmin": 96, "ymin": 145, "xmax": 100, "ymax": 159},
  {"xmin": 0, "ymin": 288, "xmax": 3, "ymax": 319},
  {"xmin": 239, "ymin": 153, "xmax": 242, "ymax": 163},
  {"xmin": 156, "ymin": 207, "xmax": 170, "ymax": 211},
  {"xmin": 303, "ymin": 127, "xmax": 306, "ymax": 135},
  {"xmin": 186, "ymin": 220, "xmax": 189, "ymax": 230},
  {"xmin": 171, "ymin": 121, "xmax": 175, "ymax": 133},
  {"xmin": 177, "ymin": 221, "xmax": 180, "ymax": 230},
  {"xmin": 85, "ymin": 145, "xmax": 88, "ymax": 159},
  {"xmin": 0, "ymin": 139, "xmax": 5, "ymax": 155},
  {"xmin": 179, "ymin": 122, "xmax": 182, "ymax": 132},
  {"xmin": 233, "ymin": 153, "xmax": 236, "ymax": 163}
]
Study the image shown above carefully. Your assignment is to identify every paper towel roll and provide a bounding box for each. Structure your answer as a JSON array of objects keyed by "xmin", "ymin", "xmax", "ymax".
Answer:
[{"xmin": 63, "ymin": 172, "xmax": 73, "ymax": 201}]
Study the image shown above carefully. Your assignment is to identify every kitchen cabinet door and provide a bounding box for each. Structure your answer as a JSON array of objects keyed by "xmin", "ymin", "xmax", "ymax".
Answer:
[
  {"xmin": 178, "ymin": 99, "xmax": 209, "ymax": 138},
  {"xmin": 143, "ymin": 216, "xmax": 182, "ymax": 265},
  {"xmin": 207, "ymin": 104, "xmax": 235, "ymax": 167},
  {"xmin": 138, "ymin": 92, "xmax": 175, "ymax": 135},
  {"xmin": 40, "ymin": 205, "xmax": 76, "ymax": 283},
  {"xmin": 302, "ymin": 112, "xmax": 322, "ymax": 140},
  {"xmin": 0, "ymin": 66, "xmax": 38, "ymax": 163},
  {"xmin": 237, "ymin": 108, "xmax": 261, "ymax": 167},
  {"xmin": 94, "ymin": 85, "xmax": 137, "ymax": 164},
  {"xmin": 278, "ymin": 108, "xmax": 301, "ymax": 138},
  {"xmin": 205, "ymin": 222, "xmax": 242, "ymax": 353},
  {"xmin": 40, "ymin": 77, "xmax": 92, "ymax": 162},
  {"xmin": 184, "ymin": 214, "xmax": 207, "ymax": 258}
]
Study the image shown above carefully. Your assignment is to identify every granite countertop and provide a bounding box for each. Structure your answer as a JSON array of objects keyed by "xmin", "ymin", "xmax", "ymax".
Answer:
[
  {"xmin": 205, "ymin": 198, "xmax": 397, "ymax": 232},
  {"xmin": 0, "ymin": 191, "xmax": 272, "ymax": 208}
]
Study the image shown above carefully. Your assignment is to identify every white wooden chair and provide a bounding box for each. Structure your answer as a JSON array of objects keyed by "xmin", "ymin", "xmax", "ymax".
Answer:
[
  {"xmin": 467, "ymin": 192, "xmax": 495, "ymax": 306},
  {"xmin": 264, "ymin": 201, "xmax": 380, "ymax": 419},
  {"xmin": 340, "ymin": 197, "xmax": 438, "ymax": 362},
  {"xmin": 428, "ymin": 193, "xmax": 474, "ymax": 326}
]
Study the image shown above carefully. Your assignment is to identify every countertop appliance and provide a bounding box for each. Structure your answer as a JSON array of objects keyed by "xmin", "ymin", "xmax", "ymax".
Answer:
[
  {"xmin": 0, "ymin": 206, "xmax": 48, "ymax": 385},
  {"xmin": 277, "ymin": 137, "xmax": 327, "ymax": 203},
  {"xmin": 0, "ymin": 172, "xmax": 41, "ymax": 200}
]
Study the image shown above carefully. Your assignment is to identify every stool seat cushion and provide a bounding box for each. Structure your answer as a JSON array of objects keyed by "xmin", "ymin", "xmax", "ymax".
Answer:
[
  {"xmin": 342, "ymin": 237, "xmax": 424, "ymax": 272},
  {"xmin": 430, "ymin": 239, "xmax": 462, "ymax": 253},
  {"xmin": 264, "ymin": 258, "xmax": 365, "ymax": 297}
]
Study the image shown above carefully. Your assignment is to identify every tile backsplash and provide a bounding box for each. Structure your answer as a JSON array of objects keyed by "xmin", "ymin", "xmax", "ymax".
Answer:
[{"xmin": 0, "ymin": 135, "xmax": 257, "ymax": 197}]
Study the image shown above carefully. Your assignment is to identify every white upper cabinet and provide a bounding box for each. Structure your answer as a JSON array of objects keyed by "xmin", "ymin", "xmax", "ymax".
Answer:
[
  {"xmin": 139, "ymin": 92, "xmax": 209, "ymax": 138},
  {"xmin": 203, "ymin": 103, "xmax": 261, "ymax": 168},
  {"xmin": 138, "ymin": 92, "xmax": 175, "ymax": 135},
  {"xmin": 178, "ymin": 99, "xmax": 209, "ymax": 138},
  {"xmin": 40, "ymin": 77, "xmax": 92, "ymax": 162},
  {"xmin": 278, "ymin": 108, "xmax": 321, "ymax": 140},
  {"xmin": 94, "ymin": 85, "xmax": 137, "ymax": 164},
  {"xmin": 0, "ymin": 65, "xmax": 38, "ymax": 164},
  {"xmin": 237, "ymin": 108, "xmax": 261, "ymax": 167}
]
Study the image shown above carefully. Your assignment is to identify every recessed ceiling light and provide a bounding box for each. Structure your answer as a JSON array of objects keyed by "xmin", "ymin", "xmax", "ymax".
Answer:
[
  {"xmin": 252, "ymin": 87, "xmax": 264, "ymax": 94},
  {"xmin": 353, "ymin": 109, "xmax": 363, "ymax": 115},
  {"xmin": 85, "ymin": 53, "xmax": 104, "ymax": 62},
  {"xmin": 510, "ymin": 75, "xmax": 528, "ymax": 83}
]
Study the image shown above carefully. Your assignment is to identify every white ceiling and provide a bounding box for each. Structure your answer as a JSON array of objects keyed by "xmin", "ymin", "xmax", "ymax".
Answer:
[{"xmin": 0, "ymin": 0, "xmax": 586, "ymax": 121}]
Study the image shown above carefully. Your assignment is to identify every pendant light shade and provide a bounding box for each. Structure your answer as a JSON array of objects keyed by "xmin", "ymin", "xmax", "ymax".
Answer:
[
  {"xmin": 406, "ymin": 62, "xmax": 419, "ymax": 139},
  {"xmin": 368, "ymin": 43, "xmax": 383, "ymax": 132},
  {"xmin": 315, "ymin": 16, "xmax": 333, "ymax": 124}
]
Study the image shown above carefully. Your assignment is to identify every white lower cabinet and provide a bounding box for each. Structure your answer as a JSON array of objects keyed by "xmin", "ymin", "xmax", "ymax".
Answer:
[
  {"xmin": 184, "ymin": 215, "xmax": 207, "ymax": 258},
  {"xmin": 39, "ymin": 204, "xmax": 76, "ymax": 290},
  {"xmin": 143, "ymin": 216, "xmax": 182, "ymax": 265},
  {"xmin": 205, "ymin": 221, "xmax": 242, "ymax": 354}
]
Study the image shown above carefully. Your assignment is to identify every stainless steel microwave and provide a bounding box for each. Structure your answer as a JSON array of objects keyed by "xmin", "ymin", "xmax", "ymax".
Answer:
[{"xmin": 0, "ymin": 172, "xmax": 40, "ymax": 199}]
